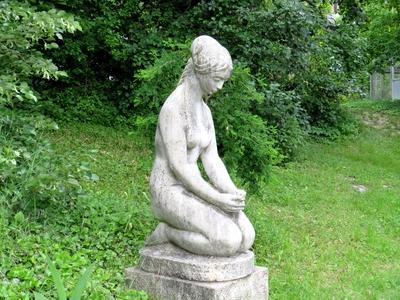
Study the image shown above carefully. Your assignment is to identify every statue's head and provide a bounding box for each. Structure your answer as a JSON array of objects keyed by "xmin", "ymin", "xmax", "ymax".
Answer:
[{"xmin": 179, "ymin": 35, "xmax": 233, "ymax": 97}]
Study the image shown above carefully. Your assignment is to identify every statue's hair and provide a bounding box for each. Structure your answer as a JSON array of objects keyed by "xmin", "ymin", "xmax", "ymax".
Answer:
[
  {"xmin": 179, "ymin": 36, "xmax": 233, "ymax": 143},
  {"xmin": 178, "ymin": 35, "xmax": 232, "ymax": 85}
]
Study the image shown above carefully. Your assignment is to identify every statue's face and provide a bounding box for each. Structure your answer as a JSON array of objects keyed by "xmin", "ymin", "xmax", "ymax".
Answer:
[{"xmin": 199, "ymin": 68, "xmax": 231, "ymax": 98}]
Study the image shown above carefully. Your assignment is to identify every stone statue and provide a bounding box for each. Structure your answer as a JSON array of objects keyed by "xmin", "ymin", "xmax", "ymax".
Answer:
[
  {"xmin": 146, "ymin": 35, "xmax": 255, "ymax": 256},
  {"xmin": 126, "ymin": 36, "xmax": 268, "ymax": 299}
]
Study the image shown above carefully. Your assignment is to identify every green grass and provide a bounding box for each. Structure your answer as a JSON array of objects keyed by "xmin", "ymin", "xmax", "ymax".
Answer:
[
  {"xmin": 0, "ymin": 125, "xmax": 154, "ymax": 299},
  {"xmin": 1, "ymin": 100, "xmax": 399, "ymax": 299},
  {"xmin": 250, "ymin": 100, "xmax": 400, "ymax": 299}
]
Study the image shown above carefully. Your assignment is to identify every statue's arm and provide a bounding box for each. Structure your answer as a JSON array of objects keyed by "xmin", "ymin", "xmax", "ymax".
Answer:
[
  {"xmin": 201, "ymin": 107, "xmax": 239, "ymax": 194},
  {"xmin": 158, "ymin": 105, "xmax": 224, "ymax": 205}
]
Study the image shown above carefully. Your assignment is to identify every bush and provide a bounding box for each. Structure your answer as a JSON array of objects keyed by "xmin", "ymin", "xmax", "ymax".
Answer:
[
  {"xmin": 256, "ymin": 82, "xmax": 309, "ymax": 160},
  {"xmin": 131, "ymin": 42, "xmax": 189, "ymax": 135},
  {"xmin": 209, "ymin": 67, "xmax": 283, "ymax": 184},
  {"xmin": 0, "ymin": 110, "xmax": 84, "ymax": 211},
  {"xmin": 28, "ymin": 0, "xmax": 367, "ymax": 173},
  {"xmin": 0, "ymin": 1, "xmax": 83, "ymax": 211},
  {"xmin": 178, "ymin": 0, "xmax": 366, "ymax": 141},
  {"xmin": 40, "ymin": 88, "xmax": 120, "ymax": 126}
]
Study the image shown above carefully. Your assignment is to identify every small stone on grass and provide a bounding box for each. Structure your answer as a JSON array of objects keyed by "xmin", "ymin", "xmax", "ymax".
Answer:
[{"xmin": 352, "ymin": 184, "xmax": 367, "ymax": 193}]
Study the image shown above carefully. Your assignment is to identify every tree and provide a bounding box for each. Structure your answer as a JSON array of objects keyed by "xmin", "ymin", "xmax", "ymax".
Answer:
[
  {"xmin": 0, "ymin": 1, "xmax": 81, "ymax": 106},
  {"xmin": 362, "ymin": 0, "xmax": 400, "ymax": 70}
]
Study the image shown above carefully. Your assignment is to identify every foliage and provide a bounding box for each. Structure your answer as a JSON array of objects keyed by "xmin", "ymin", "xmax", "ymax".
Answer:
[
  {"xmin": 0, "ymin": 110, "xmax": 87, "ymax": 212},
  {"xmin": 131, "ymin": 42, "xmax": 189, "ymax": 134},
  {"xmin": 362, "ymin": 0, "xmax": 400, "ymax": 70},
  {"xmin": 255, "ymin": 82, "xmax": 309, "ymax": 159},
  {"xmin": 34, "ymin": 256, "xmax": 94, "ymax": 300},
  {"xmin": 0, "ymin": 1, "xmax": 84, "ymax": 211},
  {"xmin": 178, "ymin": 0, "xmax": 367, "ymax": 127},
  {"xmin": 209, "ymin": 66, "xmax": 282, "ymax": 184},
  {"xmin": 34, "ymin": 0, "xmax": 188, "ymax": 120},
  {"xmin": 0, "ymin": 195, "xmax": 151, "ymax": 299},
  {"xmin": 0, "ymin": 0, "xmax": 81, "ymax": 106},
  {"xmin": 296, "ymin": 21, "xmax": 366, "ymax": 137},
  {"xmin": 40, "ymin": 87, "xmax": 121, "ymax": 126},
  {"xmin": 3, "ymin": 111, "xmax": 400, "ymax": 298},
  {"xmin": 6, "ymin": 0, "xmax": 369, "ymax": 181},
  {"xmin": 0, "ymin": 124, "xmax": 153, "ymax": 299}
]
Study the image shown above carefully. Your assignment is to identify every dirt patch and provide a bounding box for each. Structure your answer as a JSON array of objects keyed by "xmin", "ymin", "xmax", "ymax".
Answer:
[
  {"xmin": 360, "ymin": 111, "xmax": 400, "ymax": 135},
  {"xmin": 361, "ymin": 112, "xmax": 389, "ymax": 129}
]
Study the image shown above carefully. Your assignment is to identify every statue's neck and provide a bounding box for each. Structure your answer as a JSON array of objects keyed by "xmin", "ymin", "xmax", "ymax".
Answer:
[
  {"xmin": 183, "ymin": 77, "xmax": 208, "ymax": 127},
  {"xmin": 185, "ymin": 76, "xmax": 205, "ymax": 108}
]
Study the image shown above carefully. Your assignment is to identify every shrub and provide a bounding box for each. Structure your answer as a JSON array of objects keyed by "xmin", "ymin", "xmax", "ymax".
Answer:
[
  {"xmin": 209, "ymin": 67, "xmax": 283, "ymax": 184},
  {"xmin": 0, "ymin": 1, "xmax": 83, "ymax": 211},
  {"xmin": 29, "ymin": 0, "xmax": 367, "ymax": 167},
  {"xmin": 0, "ymin": 110, "xmax": 85, "ymax": 211},
  {"xmin": 40, "ymin": 88, "xmax": 120, "ymax": 126},
  {"xmin": 131, "ymin": 42, "xmax": 189, "ymax": 135},
  {"xmin": 256, "ymin": 82, "xmax": 309, "ymax": 160}
]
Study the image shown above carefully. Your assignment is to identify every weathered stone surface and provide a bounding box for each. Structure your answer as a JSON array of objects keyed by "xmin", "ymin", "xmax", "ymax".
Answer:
[
  {"xmin": 139, "ymin": 243, "xmax": 254, "ymax": 282},
  {"xmin": 147, "ymin": 35, "xmax": 255, "ymax": 257},
  {"xmin": 124, "ymin": 36, "xmax": 268, "ymax": 300},
  {"xmin": 126, "ymin": 266, "xmax": 268, "ymax": 300}
]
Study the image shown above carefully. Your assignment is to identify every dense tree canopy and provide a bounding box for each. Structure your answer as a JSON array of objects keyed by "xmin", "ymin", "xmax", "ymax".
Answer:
[
  {"xmin": 362, "ymin": 0, "xmax": 400, "ymax": 70},
  {"xmin": 31, "ymin": 1, "xmax": 367, "ymax": 165},
  {"xmin": 2, "ymin": 0, "xmax": 391, "ymax": 195}
]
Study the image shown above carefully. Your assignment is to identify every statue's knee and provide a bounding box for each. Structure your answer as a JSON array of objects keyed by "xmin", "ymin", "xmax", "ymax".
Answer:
[{"xmin": 212, "ymin": 225, "xmax": 242, "ymax": 256}]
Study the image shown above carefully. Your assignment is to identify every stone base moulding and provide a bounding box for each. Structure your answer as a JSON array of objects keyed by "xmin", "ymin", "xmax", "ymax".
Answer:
[
  {"xmin": 125, "ymin": 244, "xmax": 268, "ymax": 300},
  {"xmin": 138, "ymin": 243, "xmax": 255, "ymax": 282}
]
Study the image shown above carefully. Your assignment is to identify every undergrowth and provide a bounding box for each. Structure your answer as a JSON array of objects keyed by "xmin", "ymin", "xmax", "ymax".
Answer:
[{"xmin": 1, "ymin": 100, "xmax": 399, "ymax": 299}]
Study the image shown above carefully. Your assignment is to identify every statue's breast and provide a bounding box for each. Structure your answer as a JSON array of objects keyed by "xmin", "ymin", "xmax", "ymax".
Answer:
[{"xmin": 187, "ymin": 126, "xmax": 211, "ymax": 150}]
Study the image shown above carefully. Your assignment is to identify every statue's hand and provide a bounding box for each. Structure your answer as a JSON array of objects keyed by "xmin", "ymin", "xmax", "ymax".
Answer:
[
  {"xmin": 217, "ymin": 193, "xmax": 245, "ymax": 213},
  {"xmin": 235, "ymin": 189, "xmax": 246, "ymax": 201}
]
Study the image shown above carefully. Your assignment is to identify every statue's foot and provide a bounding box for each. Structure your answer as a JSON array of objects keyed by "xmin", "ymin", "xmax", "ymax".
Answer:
[{"xmin": 145, "ymin": 222, "xmax": 169, "ymax": 246}]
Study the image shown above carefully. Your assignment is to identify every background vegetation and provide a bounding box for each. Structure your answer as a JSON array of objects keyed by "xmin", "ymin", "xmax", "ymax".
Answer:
[
  {"xmin": 1, "ymin": 101, "xmax": 399, "ymax": 299},
  {"xmin": 35, "ymin": 0, "xmax": 367, "ymax": 159},
  {"xmin": 1, "ymin": 0, "xmax": 399, "ymax": 298}
]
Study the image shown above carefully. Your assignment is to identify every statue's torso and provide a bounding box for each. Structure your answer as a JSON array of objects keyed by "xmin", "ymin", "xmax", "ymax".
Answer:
[{"xmin": 150, "ymin": 86, "xmax": 212, "ymax": 191}]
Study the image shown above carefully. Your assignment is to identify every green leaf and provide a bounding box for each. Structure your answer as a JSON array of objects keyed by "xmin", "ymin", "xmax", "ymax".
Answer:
[
  {"xmin": 90, "ymin": 173, "xmax": 99, "ymax": 181},
  {"xmin": 14, "ymin": 211, "xmax": 25, "ymax": 224},
  {"xmin": 79, "ymin": 165, "xmax": 90, "ymax": 171},
  {"xmin": 44, "ymin": 42, "xmax": 59, "ymax": 50},
  {"xmin": 70, "ymin": 264, "xmax": 95, "ymax": 300},
  {"xmin": 34, "ymin": 292, "xmax": 49, "ymax": 300},
  {"xmin": 45, "ymin": 256, "xmax": 67, "ymax": 300},
  {"xmin": 67, "ymin": 178, "xmax": 80, "ymax": 186}
]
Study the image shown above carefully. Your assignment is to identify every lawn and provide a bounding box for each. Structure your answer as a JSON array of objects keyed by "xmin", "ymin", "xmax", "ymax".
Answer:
[{"xmin": 1, "ymin": 100, "xmax": 399, "ymax": 299}]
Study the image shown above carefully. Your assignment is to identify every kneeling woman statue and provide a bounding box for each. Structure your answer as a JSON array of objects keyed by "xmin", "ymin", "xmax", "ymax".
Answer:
[{"xmin": 147, "ymin": 35, "xmax": 255, "ymax": 256}]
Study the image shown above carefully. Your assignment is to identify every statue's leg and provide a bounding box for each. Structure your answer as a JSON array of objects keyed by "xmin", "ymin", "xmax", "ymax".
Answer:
[
  {"xmin": 236, "ymin": 211, "xmax": 255, "ymax": 252},
  {"xmin": 151, "ymin": 185, "xmax": 243, "ymax": 256},
  {"xmin": 145, "ymin": 221, "xmax": 209, "ymax": 250}
]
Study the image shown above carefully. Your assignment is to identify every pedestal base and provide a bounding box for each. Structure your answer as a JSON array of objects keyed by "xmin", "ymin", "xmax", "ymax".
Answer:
[
  {"xmin": 138, "ymin": 243, "xmax": 255, "ymax": 282},
  {"xmin": 125, "ymin": 266, "xmax": 268, "ymax": 300}
]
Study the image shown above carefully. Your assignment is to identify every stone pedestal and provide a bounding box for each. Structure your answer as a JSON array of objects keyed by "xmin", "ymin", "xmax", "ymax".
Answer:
[{"xmin": 125, "ymin": 244, "xmax": 268, "ymax": 300}]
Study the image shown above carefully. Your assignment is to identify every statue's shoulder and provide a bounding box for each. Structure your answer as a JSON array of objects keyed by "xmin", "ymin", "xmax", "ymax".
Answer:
[
  {"xmin": 202, "ymin": 102, "xmax": 214, "ymax": 124},
  {"xmin": 159, "ymin": 85, "xmax": 184, "ymax": 121},
  {"xmin": 203, "ymin": 102, "xmax": 212, "ymax": 115}
]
